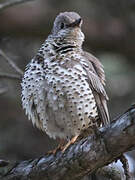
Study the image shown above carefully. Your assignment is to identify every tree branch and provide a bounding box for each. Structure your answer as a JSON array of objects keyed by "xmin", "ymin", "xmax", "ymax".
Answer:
[
  {"xmin": 0, "ymin": 0, "xmax": 35, "ymax": 12},
  {"xmin": 1, "ymin": 105, "xmax": 135, "ymax": 180},
  {"xmin": 0, "ymin": 49, "xmax": 23, "ymax": 76},
  {"xmin": 0, "ymin": 160, "xmax": 9, "ymax": 167},
  {"xmin": 0, "ymin": 73, "xmax": 21, "ymax": 80}
]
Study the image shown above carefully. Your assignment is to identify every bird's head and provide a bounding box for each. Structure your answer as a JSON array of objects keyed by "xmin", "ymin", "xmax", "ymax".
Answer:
[{"xmin": 51, "ymin": 12, "xmax": 85, "ymax": 47}]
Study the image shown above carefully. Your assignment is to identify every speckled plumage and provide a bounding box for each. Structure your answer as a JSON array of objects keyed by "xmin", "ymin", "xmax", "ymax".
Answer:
[{"xmin": 21, "ymin": 12, "xmax": 109, "ymax": 141}]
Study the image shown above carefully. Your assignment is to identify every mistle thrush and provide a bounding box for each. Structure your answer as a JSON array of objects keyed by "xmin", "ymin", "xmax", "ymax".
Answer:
[{"xmin": 21, "ymin": 12, "xmax": 110, "ymax": 152}]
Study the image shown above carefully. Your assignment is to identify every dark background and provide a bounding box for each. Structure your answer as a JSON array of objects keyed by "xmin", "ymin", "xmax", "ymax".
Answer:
[{"xmin": 0, "ymin": 0, "xmax": 135, "ymax": 177}]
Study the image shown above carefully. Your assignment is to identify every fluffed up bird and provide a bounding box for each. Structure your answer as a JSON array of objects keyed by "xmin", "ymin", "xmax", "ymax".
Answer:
[{"xmin": 21, "ymin": 12, "xmax": 110, "ymax": 153}]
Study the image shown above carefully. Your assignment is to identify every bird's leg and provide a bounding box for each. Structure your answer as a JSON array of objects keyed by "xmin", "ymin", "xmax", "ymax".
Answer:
[
  {"xmin": 62, "ymin": 135, "xmax": 79, "ymax": 153},
  {"xmin": 56, "ymin": 138, "xmax": 65, "ymax": 150},
  {"xmin": 47, "ymin": 139, "xmax": 65, "ymax": 155}
]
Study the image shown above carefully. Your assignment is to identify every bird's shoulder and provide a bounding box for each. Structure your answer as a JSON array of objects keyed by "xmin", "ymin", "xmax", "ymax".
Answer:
[
  {"xmin": 76, "ymin": 51, "xmax": 108, "ymax": 99},
  {"xmin": 81, "ymin": 51, "xmax": 106, "ymax": 85}
]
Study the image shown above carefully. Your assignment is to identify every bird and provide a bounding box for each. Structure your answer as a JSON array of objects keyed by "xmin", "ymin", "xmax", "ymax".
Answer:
[{"xmin": 21, "ymin": 12, "xmax": 110, "ymax": 153}]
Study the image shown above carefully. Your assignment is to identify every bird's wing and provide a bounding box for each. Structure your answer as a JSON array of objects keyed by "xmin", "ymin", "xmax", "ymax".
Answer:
[{"xmin": 81, "ymin": 51, "xmax": 110, "ymax": 125}]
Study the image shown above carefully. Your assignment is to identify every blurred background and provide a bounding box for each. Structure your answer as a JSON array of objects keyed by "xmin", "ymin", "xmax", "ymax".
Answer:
[{"xmin": 0, "ymin": 0, "xmax": 135, "ymax": 178}]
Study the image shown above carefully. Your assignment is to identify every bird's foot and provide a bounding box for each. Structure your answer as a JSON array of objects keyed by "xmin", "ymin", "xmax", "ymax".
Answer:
[
  {"xmin": 62, "ymin": 135, "xmax": 79, "ymax": 153},
  {"xmin": 47, "ymin": 147, "xmax": 62, "ymax": 155},
  {"xmin": 47, "ymin": 139, "xmax": 65, "ymax": 155}
]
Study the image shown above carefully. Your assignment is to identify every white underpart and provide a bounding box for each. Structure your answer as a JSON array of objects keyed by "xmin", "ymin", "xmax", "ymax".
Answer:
[{"xmin": 21, "ymin": 46, "xmax": 98, "ymax": 140}]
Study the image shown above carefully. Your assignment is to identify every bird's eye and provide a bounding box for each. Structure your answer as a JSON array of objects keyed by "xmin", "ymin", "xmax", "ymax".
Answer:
[{"xmin": 60, "ymin": 22, "xmax": 65, "ymax": 29}]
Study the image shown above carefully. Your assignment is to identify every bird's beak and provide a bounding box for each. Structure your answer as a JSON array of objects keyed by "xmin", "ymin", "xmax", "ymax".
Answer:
[{"xmin": 68, "ymin": 18, "xmax": 82, "ymax": 28}]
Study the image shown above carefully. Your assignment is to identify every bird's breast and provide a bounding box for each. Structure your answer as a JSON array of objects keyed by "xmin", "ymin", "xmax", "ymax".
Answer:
[
  {"xmin": 22, "ymin": 54, "xmax": 99, "ymax": 140},
  {"xmin": 42, "ymin": 55, "xmax": 99, "ymax": 138}
]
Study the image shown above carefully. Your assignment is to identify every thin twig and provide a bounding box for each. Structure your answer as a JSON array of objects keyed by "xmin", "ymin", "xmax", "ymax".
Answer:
[
  {"xmin": 0, "ymin": 0, "xmax": 35, "ymax": 12},
  {"xmin": 0, "ymin": 87, "xmax": 8, "ymax": 95},
  {"xmin": 119, "ymin": 154, "xmax": 131, "ymax": 180},
  {"xmin": 0, "ymin": 49, "xmax": 23, "ymax": 76},
  {"xmin": 0, "ymin": 73, "xmax": 21, "ymax": 80}
]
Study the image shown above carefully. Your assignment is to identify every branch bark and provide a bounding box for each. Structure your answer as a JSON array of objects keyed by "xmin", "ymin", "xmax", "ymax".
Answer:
[
  {"xmin": 0, "ymin": 0, "xmax": 35, "ymax": 12},
  {"xmin": 1, "ymin": 105, "xmax": 135, "ymax": 180}
]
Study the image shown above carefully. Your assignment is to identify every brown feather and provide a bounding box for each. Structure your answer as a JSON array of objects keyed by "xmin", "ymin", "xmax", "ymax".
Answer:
[{"xmin": 81, "ymin": 51, "xmax": 110, "ymax": 125}]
